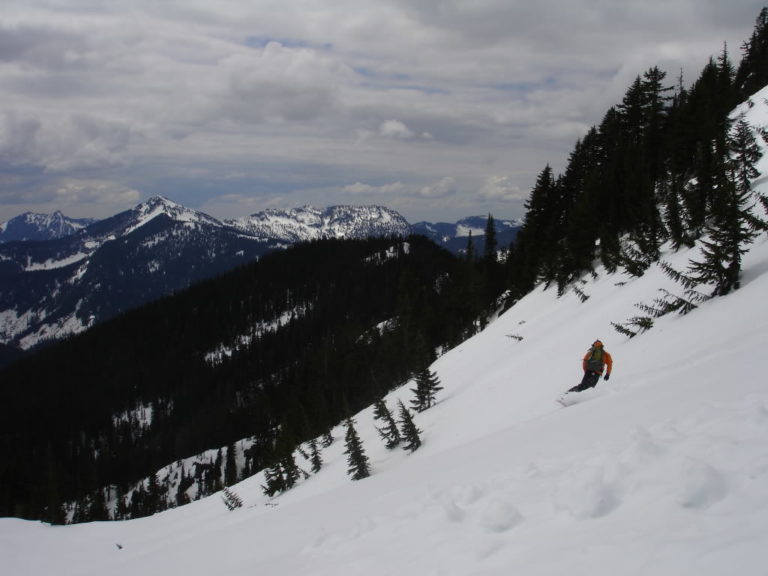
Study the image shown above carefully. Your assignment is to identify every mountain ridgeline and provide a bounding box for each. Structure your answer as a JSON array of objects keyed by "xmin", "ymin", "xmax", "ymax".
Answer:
[
  {"xmin": 0, "ymin": 201, "xmax": 412, "ymax": 350},
  {"xmin": 0, "ymin": 235, "xmax": 504, "ymax": 521}
]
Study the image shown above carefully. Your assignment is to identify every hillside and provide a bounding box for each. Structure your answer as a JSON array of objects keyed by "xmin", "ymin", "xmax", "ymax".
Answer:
[
  {"xmin": 2, "ymin": 204, "xmax": 767, "ymax": 575},
  {"xmin": 3, "ymin": 86, "xmax": 768, "ymax": 573},
  {"xmin": 3, "ymin": 12, "xmax": 768, "ymax": 575}
]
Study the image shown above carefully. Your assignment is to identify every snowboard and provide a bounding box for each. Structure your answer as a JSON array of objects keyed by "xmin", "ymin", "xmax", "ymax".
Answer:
[{"xmin": 557, "ymin": 387, "xmax": 602, "ymax": 407}]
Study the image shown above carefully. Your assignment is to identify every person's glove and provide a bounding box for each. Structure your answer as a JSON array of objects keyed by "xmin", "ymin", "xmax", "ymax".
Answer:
[{"xmin": 604, "ymin": 373, "xmax": 610, "ymax": 381}]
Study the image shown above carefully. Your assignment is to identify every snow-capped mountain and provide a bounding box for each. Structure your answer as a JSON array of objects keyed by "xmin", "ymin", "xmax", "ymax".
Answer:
[
  {"xmin": 227, "ymin": 205, "xmax": 411, "ymax": 243},
  {"xmin": 411, "ymin": 215, "xmax": 521, "ymax": 254},
  {"xmin": 0, "ymin": 210, "xmax": 97, "ymax": 243},
  {"xmin": 0, "ymin": 199, "xmax": 413, "ymax": 351}
]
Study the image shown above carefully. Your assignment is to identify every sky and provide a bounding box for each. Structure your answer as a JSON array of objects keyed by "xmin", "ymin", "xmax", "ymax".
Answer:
[{"xmin": 0, "ymin": 1, "xmax": 764, "ymax": 224}]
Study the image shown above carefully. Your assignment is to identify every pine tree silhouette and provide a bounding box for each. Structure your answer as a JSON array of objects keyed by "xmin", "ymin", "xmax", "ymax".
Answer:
[
  {"xmin": 397, "ymin": 401, "xmax": 422, "ymax": 453},
  {"xmin": 343, "ymin": 419, "xmax": 371, "ymax": 480},
  {"xmin": 373, "ymin": 399, "xmax": 401, "ymax": 449},
  {"xmin": 308, "ymin": 439, "xmax": 323, "ymax": 473},
  {"xmin": 410, "ymin": 367, "xmax": 443, "ymax": 412}
]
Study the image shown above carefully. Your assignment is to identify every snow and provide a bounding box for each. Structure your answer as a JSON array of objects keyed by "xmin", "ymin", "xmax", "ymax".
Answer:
[
  {"xmin": 24, "ymin": 252, "xmax": 89, "ymax": 271},
  {"xmin": 5, "ymin": 92, "xmax": 768, "ymax": 576},
  {"xmin": 455, "ymin": 224, "xmax": 485, "ymax": 237},
  {"xmin": 3, "ymin": 231, "xmax": 768, "ymax": 575}
]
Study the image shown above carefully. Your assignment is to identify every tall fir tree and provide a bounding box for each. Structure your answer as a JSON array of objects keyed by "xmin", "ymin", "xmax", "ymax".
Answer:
[
  {"xmin": 736, "ymin": 8, "xmax": 768, "ymax": 98},
  {"xmin": 688, "ymin": 115, "xmax": 764, "ymax": 296},
  {"xmin": 483, "ymin": 213, "xmax": 498, "ymax": 264},
  {"xmin": 224, "ymin": 442, "xmax": 238, "ymax": 487}
]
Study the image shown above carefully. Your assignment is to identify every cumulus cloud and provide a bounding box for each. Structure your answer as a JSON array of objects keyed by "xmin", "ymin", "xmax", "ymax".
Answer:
[
  {"xmin": 476, "ymin": 175, "xmax": 527, "ymax": 202},
  {"xmin": 54, "ymin": 179, "xmax": 141, "ymax": 206},
  {"xmin": 379, "ymin": 120, "xmax": 414, "ymax": 139},
  {"xmin": 0, "ymin": 112, "xmax": 133, "ymax": 171},
  {"xmin": 343, "ymin": 181, "xmax": 406, "ymax": 195},
  {"xmin": 377, "ymin": 119, "xmax": 433, "ymax": 141},
  {"xmin": 418, "ymin": 176, "xmax": 457, "ymax": 199},
  {"xmin": 222, "ymin": 41, "xmax": 349, "ymax": 124}
]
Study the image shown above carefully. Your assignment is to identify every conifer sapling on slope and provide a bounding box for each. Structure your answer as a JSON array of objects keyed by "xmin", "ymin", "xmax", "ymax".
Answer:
[
  {"xmin": 373, "ymin": 399, "xmax": 401, "ymax": 449},
  {"xmin": 343, "ymin": 418, "xmax": 371, "ymax": 480},
  {"xmin": 307, "ymin": 439, "xmax": 323, "ymax": 474},
  {"xmin": 410, "ymin": 367, "xmax": 443, "ymax": 412},
  {"xmin": 397, "ymin": 400, "xmax": 423, "ymax": 453}
]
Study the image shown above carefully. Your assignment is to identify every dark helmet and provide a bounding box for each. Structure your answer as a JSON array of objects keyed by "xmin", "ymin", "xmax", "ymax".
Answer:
[{"xmin": 593, "ymin": 340, "xmax": 603, "ymax": 348}]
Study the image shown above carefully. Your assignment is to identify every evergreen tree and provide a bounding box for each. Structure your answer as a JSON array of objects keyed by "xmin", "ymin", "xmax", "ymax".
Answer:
[
  {"xmin": 483, "ymin": 213, "xmax": 498, "ymax": 263},
  {"xmin": 465, "ymin": 230, "xmax": 475, "ymax": 261},
  {"xmin": 736, "ymin": 8, "xmax": 768, "ymax": 98},
  {"xmin": 280, "ymin": 453, "xmax": 305, "ymax": 490},
  {"xmin": 343, "ymin": 419, "xmax": 371, "ymax": 480},
  {"xmin": 224, "ymin": 442, "xmax": 238, "ymax": 487},
  {"xmin": 397, "ymin": 401, "xmax": 422, "ymax": 453},
  {"xmin": 221, "ymin": 486, "xmax": 243, "ymax": 510},
  {"xmin": 373, "ymin": 399, "xmax": 401, "ymax": 449},
  {"xmin": 308, "ymin": 439, "xmax": 323, "ymax": 474},
  {"xmin": 687, "ymin": 116, "xmax": 763, "ymax": 297},
  {"xmin": 410, "ymin": 367, "xmax": 443, "ymax": 412},
  {"xmin": 261, "ymin": 463, "xmax": 285, "ymax": 497},
  {"xmin": 729, "ymin": 115, "xmax": 765, "ymax": 226}
]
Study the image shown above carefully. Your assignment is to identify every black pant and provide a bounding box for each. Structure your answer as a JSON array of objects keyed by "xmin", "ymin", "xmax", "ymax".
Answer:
[{"xmin": 569, "ymin": 371, "xmax": 601, "ymax": 393}]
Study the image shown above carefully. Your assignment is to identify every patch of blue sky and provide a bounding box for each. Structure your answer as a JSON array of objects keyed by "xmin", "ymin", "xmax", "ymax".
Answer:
[
  {"xmin": 491, "ymin": 76, "xmax": 558, "ymax": 93},
  {"xmin": 353, "ymin": 67, "xmax": 449, "ymax": 95}
]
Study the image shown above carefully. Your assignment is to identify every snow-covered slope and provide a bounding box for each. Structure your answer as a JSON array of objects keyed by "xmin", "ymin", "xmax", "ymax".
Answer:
[
  {"xmin": 4, "ymin": 226, "xmax": 768, "ymax": 576},
  {"xmin": 5, "ymin": 181, "xmax": 768, "ymax": 574},
  {"xmin": 5, "ymin": 87, "xmax": 768, "ymax": 576}
]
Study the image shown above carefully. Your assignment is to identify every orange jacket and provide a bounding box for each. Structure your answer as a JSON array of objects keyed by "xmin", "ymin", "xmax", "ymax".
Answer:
[{"xmin": 583, "ymin": 348, "xmax": 613, "ymax": 375}]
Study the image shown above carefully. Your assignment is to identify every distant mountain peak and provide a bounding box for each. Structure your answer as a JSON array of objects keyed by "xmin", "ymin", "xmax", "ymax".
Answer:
[
  {"xmin": 227, "ymin": 204, "xmax": 411, "ymax": 243},
  {"xmin": 0, "ymin": 210, "xmax": 98, "ymax": 243}
]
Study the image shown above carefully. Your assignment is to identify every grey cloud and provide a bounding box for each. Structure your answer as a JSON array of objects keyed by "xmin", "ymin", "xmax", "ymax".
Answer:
[
  {"xmin": 0, "ymin": 24, "xmax": 89, "ymax": 69},
  {"xmin": 221, "ymin": 42, "xmax": 347, "ymax": 124},
  {"xmin": 0, "ymin": 0, "xmax": 764, "ymax": 224},
  {"xmin": 0, "ymin": 112, "xmax": 134, "ymax": 171}
]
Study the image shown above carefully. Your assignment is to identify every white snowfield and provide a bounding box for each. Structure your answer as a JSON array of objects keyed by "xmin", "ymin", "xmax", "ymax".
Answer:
[
  {"xmin": 4, "ymin": 93, "xmax": 768, "ymax": 576},
  {"xmin": 3, "ymin": 235, "xmax": 768, "ymax": 576}
]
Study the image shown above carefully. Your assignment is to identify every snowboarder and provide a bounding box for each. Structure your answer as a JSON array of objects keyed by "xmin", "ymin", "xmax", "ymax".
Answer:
[{"xmin": 568, "ymin": 340, "xmax": 612, "ymax": 393}]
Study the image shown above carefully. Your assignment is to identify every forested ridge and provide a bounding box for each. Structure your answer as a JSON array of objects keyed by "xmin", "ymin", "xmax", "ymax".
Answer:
[
  {"xmin": 0, "ymin": 235, "xmax": 501, "ymax": 521},
  {"xmin": 2, "ymin": 8, "xmax": 768, "ymax": 525},
  {"xmin": 506, "ymin": 9, "xmax": 768, "ymax": 300}
]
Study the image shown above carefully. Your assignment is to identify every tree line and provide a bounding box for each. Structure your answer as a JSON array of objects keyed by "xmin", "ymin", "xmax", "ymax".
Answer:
[{"xmin": 505, "ymin": 9, "xmax": 768, "ymax": 302}]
